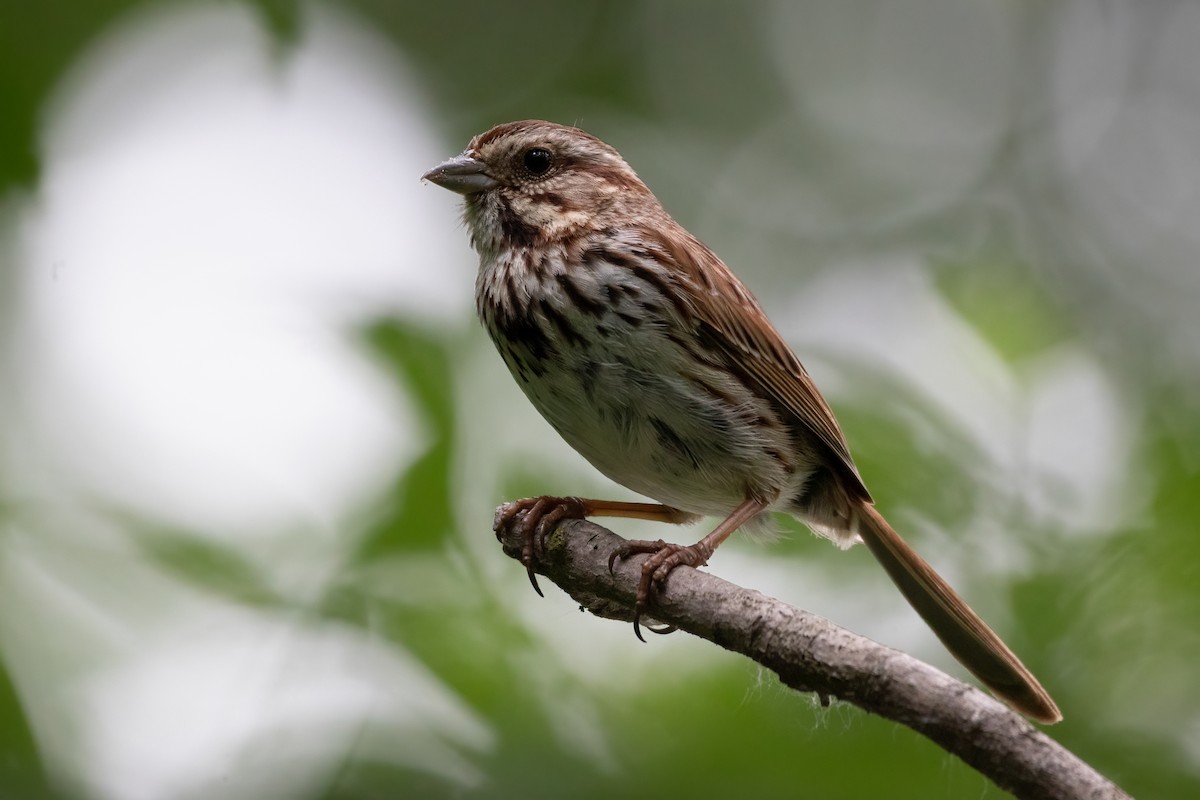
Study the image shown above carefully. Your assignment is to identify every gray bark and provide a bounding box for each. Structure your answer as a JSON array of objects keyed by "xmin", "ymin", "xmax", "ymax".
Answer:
[{"xmin": 496, "ymin": 518, "xmax": 1130, "ymax": 800}]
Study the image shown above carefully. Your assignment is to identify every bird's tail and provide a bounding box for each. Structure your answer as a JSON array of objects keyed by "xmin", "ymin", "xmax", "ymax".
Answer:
[{"xmin": 854, "ymin": 503, "xmax": 1061, "ymax": 724}]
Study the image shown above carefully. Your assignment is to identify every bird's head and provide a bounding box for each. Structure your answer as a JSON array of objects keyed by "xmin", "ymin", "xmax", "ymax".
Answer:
[{"xmin": 422, "ymin": 120, "xmax": 655, "ymax": 255}]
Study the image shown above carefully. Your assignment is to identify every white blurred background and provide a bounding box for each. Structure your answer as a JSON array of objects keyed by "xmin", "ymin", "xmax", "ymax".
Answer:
[{"xmin": 0, "ymin": 2, "xmax": 1196, "ymax": 798}]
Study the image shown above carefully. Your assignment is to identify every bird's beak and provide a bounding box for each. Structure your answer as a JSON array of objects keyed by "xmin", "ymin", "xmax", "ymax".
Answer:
[{"xmin": 421, "ymin": 152, "xmax": 498, "ymax": 194}]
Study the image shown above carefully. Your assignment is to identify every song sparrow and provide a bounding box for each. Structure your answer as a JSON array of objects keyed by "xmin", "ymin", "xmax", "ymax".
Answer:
[{"xmin": 423, "ymin": 120, "xmax": 1061, "ymax": 724}]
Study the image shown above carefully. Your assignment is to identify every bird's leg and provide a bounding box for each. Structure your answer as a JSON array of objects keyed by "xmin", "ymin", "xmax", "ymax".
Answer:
[
  {"xmin": 494, "ymin": 496, "xmax": 700, "ymax": 596},
  {"xmin": 609, "ymin": 497, "xmax": 769, "ymax": 641}
]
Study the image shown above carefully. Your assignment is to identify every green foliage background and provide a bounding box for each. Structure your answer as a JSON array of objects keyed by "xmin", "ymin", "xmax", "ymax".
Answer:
[{"xmin": 2, "ymin": 2, "xmax": 1199, "ymax": 799}]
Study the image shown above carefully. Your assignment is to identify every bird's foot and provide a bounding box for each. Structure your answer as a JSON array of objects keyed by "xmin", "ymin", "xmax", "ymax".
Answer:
[
  {"xmin": 608, "ymin": 538, "xmax": 712, "ymax": 641},
  {"xmin": 494, "ymin": 496, "xmax": 588, "ymax": 597}
]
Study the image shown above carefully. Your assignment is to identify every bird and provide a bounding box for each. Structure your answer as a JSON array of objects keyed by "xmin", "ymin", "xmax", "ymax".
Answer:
[{"xmin": 422, "ymin": 119, "xmax": 1061, "ymax": 724}]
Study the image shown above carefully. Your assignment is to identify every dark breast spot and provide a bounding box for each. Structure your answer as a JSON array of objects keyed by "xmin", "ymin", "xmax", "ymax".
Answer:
[
  {"xmin": 650, "ymin": 416, "xmax": 700, "ymax": 469},
  {"xmin": 629, "ymin": 263, "xmax": 691, "ymax": 318},
  {"xmin": 536, "ymin": 298, "xmax": 586, "ymax": 348},
  {"xmin": 556, "ymin": 273, "xmax": 605, "ymax": 316},
  {"xmin": 688, "ymin": 375, "xmax": 741, "ymax": 409},
  {"xmin": 575, "ymin": 356, "xmax": 599, "ymax": 397},
  {"xmin": 493, "ymin": 311, "xmax": 554, "ymax": 364},
  {"xmin": 582, "ymin": 245, "xmax": 636, "ymax": 271},
  {"xmin": 497, "ymin": 341, "xmax": 541, "ymax": 382}
]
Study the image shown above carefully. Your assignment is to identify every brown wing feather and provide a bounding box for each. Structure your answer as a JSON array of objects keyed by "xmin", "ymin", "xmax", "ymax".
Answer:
[{"xmin": 650, "ymin": 228, "xmax": 871, "ymax": 503}]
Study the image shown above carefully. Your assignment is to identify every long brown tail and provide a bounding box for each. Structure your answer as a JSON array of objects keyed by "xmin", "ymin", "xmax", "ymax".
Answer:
[{"xmin": 854, "ymin": 503, "xmax": 1061, "ymax": 724}]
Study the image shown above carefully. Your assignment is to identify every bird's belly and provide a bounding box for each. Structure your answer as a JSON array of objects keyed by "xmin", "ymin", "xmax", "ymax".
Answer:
[{"xmin": 495, "ymin": 323, "xmax": 807, "ymax": 516}]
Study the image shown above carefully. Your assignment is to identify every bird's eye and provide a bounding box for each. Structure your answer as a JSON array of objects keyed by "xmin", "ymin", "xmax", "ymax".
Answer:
[{"xmin": 522, "ymin": 147, "xmax": 553, "ymax": 176}]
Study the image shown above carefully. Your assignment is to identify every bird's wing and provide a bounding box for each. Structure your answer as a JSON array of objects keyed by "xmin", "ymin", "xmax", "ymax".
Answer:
[{"xmin": 646, "ymin": 226, "xmax": 871, "ymax": 503}]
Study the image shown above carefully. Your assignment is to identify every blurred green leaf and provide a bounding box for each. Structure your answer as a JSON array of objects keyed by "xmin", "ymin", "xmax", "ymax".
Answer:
[
  {"xmin": 0, "ymin": 659, "xmax": 55, "ymax": 799},
  {"xmin": 126, "ymin": 523, "xmax": 283, "ymax": 607},
  {"xmin": 0, "ymin": 0, "xmax": 140, "ymax": 186},
  {"xmin": 246, "ymin": 0, "xmax": 302, "ymax": 48},
  {"xmin": 933, "ymin": 259, "xmax": 1069, "ymax": 363},
  {"xmin": 352, "ymin": 320, "xmax": 458, "ymax": 559}
]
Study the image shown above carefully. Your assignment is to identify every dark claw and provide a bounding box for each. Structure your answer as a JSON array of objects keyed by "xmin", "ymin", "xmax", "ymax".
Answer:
[
  {"xmin": 630, "ymin": 606, "xmax": 675, "ymax": 641},
  {"xmin": 526, "ymin": 565, "xmax": 544, "ymax": 597},
  {"xmin": 494, "ymin": 496, "xmax": 589, "ymax": 598},
  {"xmin": 518, "ymin": 499, "xmax": 548, "ymax": 597},
  {"xmin": 610, "ymin": 538, "xmax": 708, "ymax": 642}
]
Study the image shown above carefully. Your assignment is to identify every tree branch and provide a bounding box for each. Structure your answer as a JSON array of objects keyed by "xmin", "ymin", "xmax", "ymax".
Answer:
[{"xmin": 496, "ymin": 518, "xmax": 1129, "ymax": 800}]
